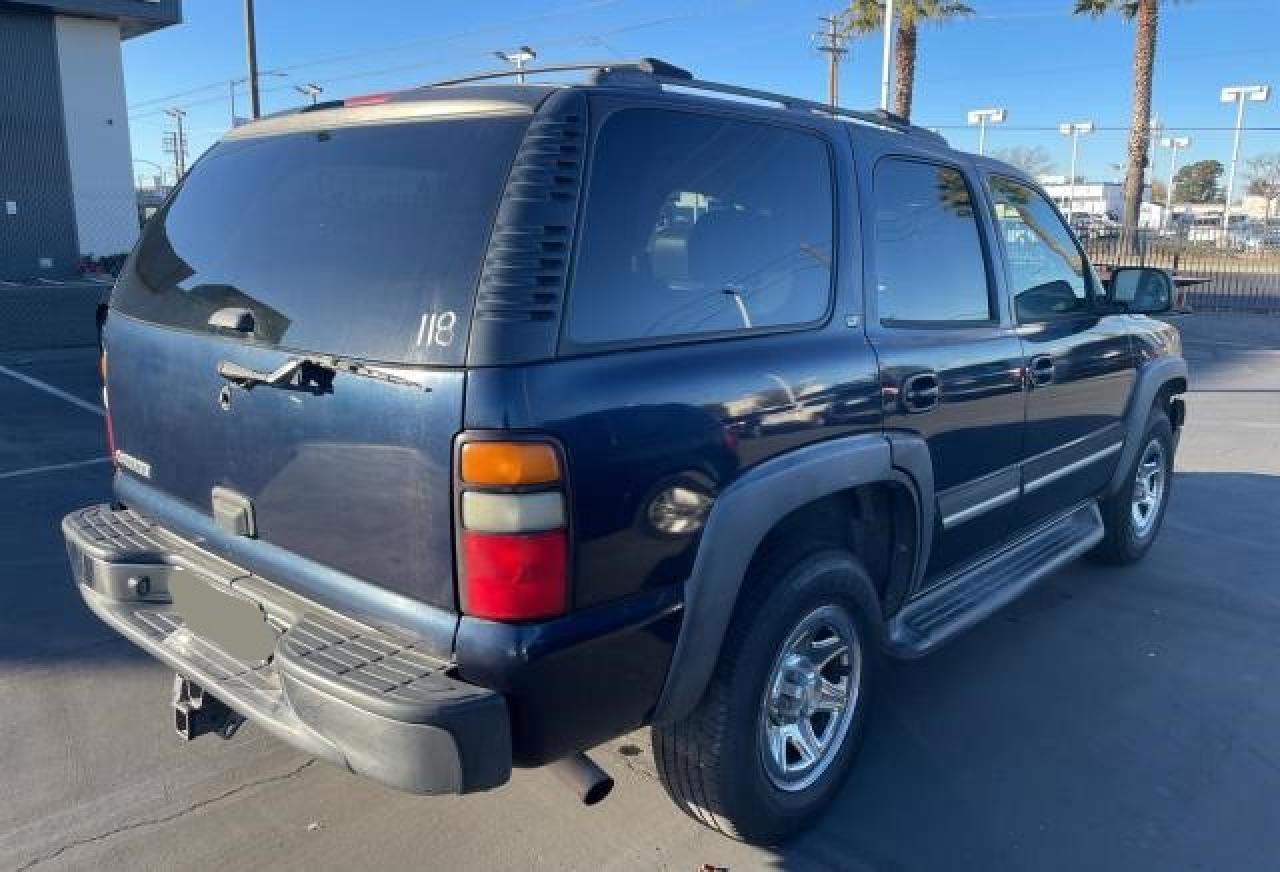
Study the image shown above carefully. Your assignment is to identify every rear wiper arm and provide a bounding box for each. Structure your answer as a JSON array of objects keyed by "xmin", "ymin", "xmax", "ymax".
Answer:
[{"xmin": 217, "ymin": 355, "xmax": 428, "ymax": 391}]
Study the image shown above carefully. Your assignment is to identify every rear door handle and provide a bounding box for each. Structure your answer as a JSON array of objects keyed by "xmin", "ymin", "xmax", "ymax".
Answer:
[
  {"xmin": 1028, "ymin": 355, "xmax": 1055, "ymax": 387},
  {"xmin": 902, "ymin": 372, "xmax": 940, "ymax": 414}
]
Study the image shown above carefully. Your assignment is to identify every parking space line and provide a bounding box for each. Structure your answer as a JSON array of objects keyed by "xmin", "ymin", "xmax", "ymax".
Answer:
[
  {"xmin": 0, "ymin": 456, "xmax": 110, "ymax": 481},
  {"xmin": 0, "ymin": 364, "xmax": 104, "ymax": 416}
]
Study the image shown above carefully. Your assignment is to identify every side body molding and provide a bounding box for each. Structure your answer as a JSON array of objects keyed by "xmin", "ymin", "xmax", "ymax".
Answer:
[
  {"xmin": 1107, "ymin": 355, "xmax": 1188, "ymax": 496},
  {"xmin": 652, "ymin": 432, "xmax": 932, "ymax": 724}
]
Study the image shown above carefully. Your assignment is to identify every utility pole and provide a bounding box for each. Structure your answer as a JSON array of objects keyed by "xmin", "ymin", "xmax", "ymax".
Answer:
[
  {"xmin": 244, "ymin": 0, "xmax": 261, "ymax": 119},
  {"xmin": 1159, "ymin": 135, "xmax": 1190, "ymax": 230},
  {"xmin": 494, "ymin": 46, "xmax": 537, "ymax": 83},
  {"xmin": 1220, "ymin": 84, "xmax": 1270, "ymax": 240},
  {"xmin": 879, "ymin": 0, "xmax": 895, "ymax": 111},
  {"xmin": 163, "ymin": 107, "xmax": 188, "ymax": 179},
  {"xmin": 813, "ymin": 15, "xmax": 849, "ymax": 108},
  {"xmin": 1058, "ymin": 121, "xmax": 1095, "ymax": 218}
]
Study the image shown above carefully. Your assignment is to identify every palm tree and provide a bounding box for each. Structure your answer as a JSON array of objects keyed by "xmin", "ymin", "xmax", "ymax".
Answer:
[
  {"xmin": 1073, "ymin": 0, "xmax": 1166, "ymax": 243},
  {"xmin": 844, "ymin": 0, "xmax": 974, "ymax": 121}
]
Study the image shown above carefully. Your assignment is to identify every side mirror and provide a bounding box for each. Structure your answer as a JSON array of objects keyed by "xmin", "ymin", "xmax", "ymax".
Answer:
[{"xmin": 1108, "ymin": 267, "xmax": 1173, "ymax": 314}]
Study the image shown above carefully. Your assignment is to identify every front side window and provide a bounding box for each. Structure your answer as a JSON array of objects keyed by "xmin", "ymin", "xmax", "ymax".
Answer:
[
  {"xmin": 988, "ymin": 176, "xmax": 1095, "ymax": 322},
  {"xmin": 567, "ymin": 109, "xmax": 834, "ymax": 346},
  {"xmin": 872, "ymin": 159, "xmax": 993, "ymax": 324}
]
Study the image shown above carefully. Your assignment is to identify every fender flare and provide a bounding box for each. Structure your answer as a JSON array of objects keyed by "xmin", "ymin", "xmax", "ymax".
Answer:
[
  {"xmin": 651, "ymin": 432, "xmax": 934, "ymax": 724},
  {"xmin": 1106, "ymin": 356, "xmax": 1188, "ymax": 496}
]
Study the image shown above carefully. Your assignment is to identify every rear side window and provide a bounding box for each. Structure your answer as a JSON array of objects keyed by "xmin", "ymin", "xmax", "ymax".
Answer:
[
  {"xmin": 114, "ymin": 117, "xmax": 529, "ymax": 364},
  {"xmin": 987, "ymin": 175, "xmax": 1096, "ymax": 321},
  {"xmin": 872, "ymin": 159, "xmax": 992, "ymax": 324},
  {"xmin": 566, "ymin": 109, "xmax": 834, "ymax": 346}
]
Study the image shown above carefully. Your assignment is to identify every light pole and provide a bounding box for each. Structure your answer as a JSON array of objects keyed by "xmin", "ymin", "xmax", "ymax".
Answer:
[
  {"xmin": 132, "ymin": 159, "xmax": 167, "ymax": 188},
  {"xmin": 494, "ymin": 46, "xmax": 537, "ymax": 84},
  {"xmin": 1159, "ymin": 135, "xmax": 1190, "ymax": 230},
  {"xmin": 294, "ymin": 83, "xmax": 323, "ymax": 105},
  {"xmin": 230, "ymin": 70, "xmax": 286, "ymax": 126},
  {"xmin": 879, "ymin": 0, "xmax": 895, "ymax": 111},
  {"xmin": 1220, "ymin": 84, "xmax": 1270, "ymax": 239},
  {"xmin": 1058, "ymin": 121, "xmax": 1095, "ymax": 218},
  {"xmin": 967, "ymin": 108, "xmax": 1006, "ymax": 156}
]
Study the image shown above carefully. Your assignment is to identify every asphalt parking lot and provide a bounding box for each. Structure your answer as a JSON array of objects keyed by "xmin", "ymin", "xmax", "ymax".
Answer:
[{"xmin": 1, "ymin": 315, "xmax": 1277, "ymax": 871}]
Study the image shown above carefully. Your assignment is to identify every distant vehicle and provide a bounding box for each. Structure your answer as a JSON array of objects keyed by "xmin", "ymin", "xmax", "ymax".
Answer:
[{"xmin": 64, "ymin": 57, "xmax": 1187, "ymax": 845}]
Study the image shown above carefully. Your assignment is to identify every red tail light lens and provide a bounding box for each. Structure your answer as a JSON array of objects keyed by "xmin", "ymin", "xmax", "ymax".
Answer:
[{"xmin": 461, "ymin": 530, "xmax": 567, "ymax": 621}]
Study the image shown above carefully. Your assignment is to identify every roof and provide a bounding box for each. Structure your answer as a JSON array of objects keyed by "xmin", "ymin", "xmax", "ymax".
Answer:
[{"xmin": 0, "ymin": 0, "xmax": 181, "ymax": 39}]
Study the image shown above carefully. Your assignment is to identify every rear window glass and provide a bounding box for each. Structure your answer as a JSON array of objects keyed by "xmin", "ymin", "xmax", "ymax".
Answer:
[
  {"xmin": 566, "ymin": 109, "xmax": 834, "ymax": 346},
  {"xmin": 114, "ymin": 117, "xmax": 529, "ymax": 364}
]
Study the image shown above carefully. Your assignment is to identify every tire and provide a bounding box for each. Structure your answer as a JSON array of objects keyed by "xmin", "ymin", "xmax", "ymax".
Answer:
[
  {"xmin": 651, "ymin": 542, "xmax": 881, "ymax": 845},
  {"xmin": 1094, "ymin": 408, "xmax": 1174, "ymax": 565}
]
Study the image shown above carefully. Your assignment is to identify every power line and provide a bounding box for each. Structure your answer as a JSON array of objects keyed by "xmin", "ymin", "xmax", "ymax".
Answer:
[{"xmin": 125, "ymin": 0, "xmax": 624, "ymax": 112}]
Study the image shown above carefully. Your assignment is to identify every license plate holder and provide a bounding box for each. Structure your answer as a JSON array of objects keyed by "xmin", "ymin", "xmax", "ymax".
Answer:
[{"xmin": 169, "ymin": 569, "xmax": 277, "ymax": 664}]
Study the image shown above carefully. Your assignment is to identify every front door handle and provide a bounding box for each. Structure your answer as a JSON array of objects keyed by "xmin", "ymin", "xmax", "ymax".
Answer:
[
  {"xmin": 1028, "ymin": 355, "xmax": 1055, "ymax": 387},
  {"xmin": 902, "ymin": 372, "xmax": 940, "ymax": 414}
]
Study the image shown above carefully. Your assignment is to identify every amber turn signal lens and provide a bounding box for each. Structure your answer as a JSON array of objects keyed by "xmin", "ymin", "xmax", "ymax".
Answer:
[{"xmin": 460, "ymin": 442, "xmax": 560, "ymax": 486}]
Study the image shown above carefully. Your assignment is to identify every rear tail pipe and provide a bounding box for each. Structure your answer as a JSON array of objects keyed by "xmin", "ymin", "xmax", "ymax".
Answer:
[{"xmin": 549, "ymin": 752, "xmax": 614, "ymax": 805}]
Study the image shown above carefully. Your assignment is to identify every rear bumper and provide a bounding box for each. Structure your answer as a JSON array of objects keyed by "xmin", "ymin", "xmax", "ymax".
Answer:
[{"xmin": 63, "ymin": 504, "xmax": 511, "ymax": 795}]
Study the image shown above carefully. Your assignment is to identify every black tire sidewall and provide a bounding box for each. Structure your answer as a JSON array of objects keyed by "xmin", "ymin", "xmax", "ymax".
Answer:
[
  {"xmin": 715, "ymin": 548, "xmax": 880, "ymax": 839},
  {"xmin": 1107, "ymin": 411, "xmax": 1174, "ymax": 561}
]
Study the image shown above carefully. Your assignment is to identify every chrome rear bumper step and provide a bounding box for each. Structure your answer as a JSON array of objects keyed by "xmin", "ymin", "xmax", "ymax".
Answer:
[{"xmin": 63, "ymin": 503, "xmax": 512, "ymax": 795}]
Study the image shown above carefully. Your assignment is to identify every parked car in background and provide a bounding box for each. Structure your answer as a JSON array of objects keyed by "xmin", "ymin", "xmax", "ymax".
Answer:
[{"xmin": 64, "ymin": 58, "xmax": 1187, "ymax": 845}]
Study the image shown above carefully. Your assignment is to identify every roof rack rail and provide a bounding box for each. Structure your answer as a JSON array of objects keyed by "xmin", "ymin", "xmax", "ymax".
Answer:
[
  {"xmin": 427, "ymin": 57, "xmax": 693, "ymax": 88},
  {"xmin": 426, "ymin": 57, "xmax": 947, "ymax": 146}
]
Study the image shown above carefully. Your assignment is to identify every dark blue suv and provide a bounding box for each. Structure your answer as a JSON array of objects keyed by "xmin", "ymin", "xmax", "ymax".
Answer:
[{"xmin": 64, "ymin": 59, "xmax": 1186, "ymax": 843}]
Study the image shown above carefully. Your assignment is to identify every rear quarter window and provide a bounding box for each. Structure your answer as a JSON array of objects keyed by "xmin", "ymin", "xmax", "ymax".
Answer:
[
  {"xmin": 565, "ymin": 108, "xmax": 835, "ymax": 348},
  {"xmin": 113, "ymin": 116, "xmax": 529, "ymax": 364}
]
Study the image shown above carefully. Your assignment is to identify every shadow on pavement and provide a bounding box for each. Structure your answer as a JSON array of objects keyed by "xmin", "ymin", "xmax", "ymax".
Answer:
[{"xmin": 779, "ymin": 470, "xmax": 1280, "ymax": 871}]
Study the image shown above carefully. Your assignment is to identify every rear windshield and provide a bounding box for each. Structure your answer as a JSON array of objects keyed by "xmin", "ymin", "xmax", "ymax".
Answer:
[{"xmin": 114, "ymin": 116, "xmax": 529, "ymax": 364}]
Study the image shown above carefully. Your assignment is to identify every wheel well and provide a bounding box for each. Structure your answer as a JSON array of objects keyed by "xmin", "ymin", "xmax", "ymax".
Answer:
[
  {"xmin": 1156, "ymin": 376, "xmax": 1187, "ymax": 426},
  {"xmin": 745, "ymin": 481, "xmax": 917, "ymax": 616}
]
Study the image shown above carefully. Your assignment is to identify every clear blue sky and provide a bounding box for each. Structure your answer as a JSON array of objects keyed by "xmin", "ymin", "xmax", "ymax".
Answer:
[{"xmin": 123, "ymin": 0, "xmax": 1280, "ymax": 187}]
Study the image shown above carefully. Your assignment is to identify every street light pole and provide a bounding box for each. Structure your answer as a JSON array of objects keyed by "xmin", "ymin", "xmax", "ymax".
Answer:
[
  {"xmin": 967, "ymin": 108, "xmax": 1006, "ymax": 156},
  {"xmin": 1059, "ymin": 121, "xmax": 1095, "ymax": 217},
  {"xmin": 494, "ymin": 46, "xmax": 537, "ymax": 84},
  {"xmin": 294, "ymin": 83, "xmax": 323, "ymax": 105},
  {"xmin": 1220, "ymin": 84, "xmax": 1270, "ymax": 239},
  {"xmin": 879, "ymin": 0, "xmax": 894, "ymax": 111},
  {"xmin": 1159, "ymin": 135, "xmax": 1190, "ymax": 230}
]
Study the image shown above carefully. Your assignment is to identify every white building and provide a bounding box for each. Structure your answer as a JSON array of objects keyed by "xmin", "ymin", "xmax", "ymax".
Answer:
[{"xmin": 0, "ymin": 1, "xmax": 181, "ymax": 279}]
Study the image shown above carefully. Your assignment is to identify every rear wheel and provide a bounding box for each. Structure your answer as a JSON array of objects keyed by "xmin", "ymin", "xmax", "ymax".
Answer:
[
  {"xmin": 1094, "ymin": 408, "xmax": 1174, "ymax": 564},
  {"xmin": 651, "ymin": 543, "xmax": 880, "ymax": 844}
]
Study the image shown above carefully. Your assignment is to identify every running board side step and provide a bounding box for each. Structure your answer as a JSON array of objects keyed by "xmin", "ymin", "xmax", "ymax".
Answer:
[{"xmin": 887, "ymin": 502, "xmax": 1104, "ymax": 658}]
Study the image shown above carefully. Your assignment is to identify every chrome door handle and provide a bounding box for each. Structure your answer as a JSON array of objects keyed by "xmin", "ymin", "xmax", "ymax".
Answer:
[{"xmin": 1028, "ymin": 355, "xmax": 1055, "ymax": 387}]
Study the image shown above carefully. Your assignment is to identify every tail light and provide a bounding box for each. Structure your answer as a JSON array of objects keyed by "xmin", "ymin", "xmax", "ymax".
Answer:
[
  {"xmin": 100, "ymin": 349, "xmax": 116, "ymax": 463},
  {"xmin": 457, "ymin": 440, "xmax": 568, "ymax": 621}
]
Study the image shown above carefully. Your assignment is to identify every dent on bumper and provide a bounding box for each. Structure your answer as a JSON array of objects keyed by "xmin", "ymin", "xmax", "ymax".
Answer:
[{"xmin": 64, "ymin": 504, "xmax": 512, "ymax": 795}]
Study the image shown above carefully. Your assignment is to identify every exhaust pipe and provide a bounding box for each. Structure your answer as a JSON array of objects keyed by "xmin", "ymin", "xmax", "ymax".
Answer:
[
  {"xmin": 549, "ymin": 752, "xmax": 614, "ymax": 805},
  {"xmin": 172, "ymin": 675, "xmax": 244, "ymax": 741}
]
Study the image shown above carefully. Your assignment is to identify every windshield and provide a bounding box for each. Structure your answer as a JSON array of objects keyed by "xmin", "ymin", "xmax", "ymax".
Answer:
[{"xmin": 114, "ymin": 116, "xmax": 529, "ymax": 365}]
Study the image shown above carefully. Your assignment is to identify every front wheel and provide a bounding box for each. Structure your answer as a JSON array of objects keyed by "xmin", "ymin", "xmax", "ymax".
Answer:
[
  {"xmin": 651, "ymin": 544, "xmax": 880, "ymax": 844},
  {"xmin": 1094, "ymin": 408, "xmax": 1174, "ymax": 564}
]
